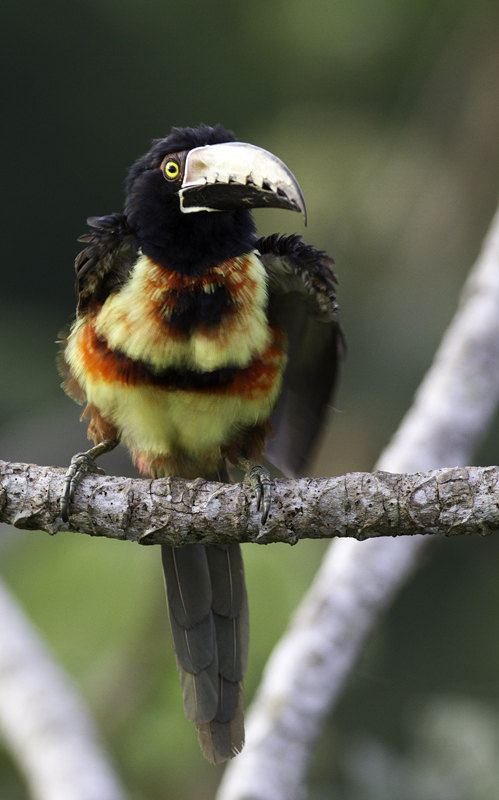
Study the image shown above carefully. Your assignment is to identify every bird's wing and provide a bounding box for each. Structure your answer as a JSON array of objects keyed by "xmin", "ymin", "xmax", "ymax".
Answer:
[
  {"xmin": 256, "ymin": 233, "xmax": 345, "ymax": 478},
  {"xmin": 74, "ymin": 213, "xmax": 138, "ymax": 315}
]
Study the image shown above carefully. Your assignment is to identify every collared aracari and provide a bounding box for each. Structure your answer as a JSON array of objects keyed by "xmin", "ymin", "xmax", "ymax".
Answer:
[{"xmin": 59, "ymin": 124, "xmax": 344, "ymax": 764}]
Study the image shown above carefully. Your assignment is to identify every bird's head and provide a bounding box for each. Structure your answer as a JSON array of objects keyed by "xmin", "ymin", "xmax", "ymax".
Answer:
[{"xmin": 124, "ymin": 124, "xmax": 306, "ymax": 272}]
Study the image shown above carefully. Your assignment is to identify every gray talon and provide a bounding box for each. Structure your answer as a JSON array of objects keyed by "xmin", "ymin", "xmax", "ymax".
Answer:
[
  {"xmin": 61, "ymin": 439, "xmax": 118, "ymax": 523},
  {"xmin": 246, "ymin": 464, "xmax": 272, "ymax": 525},
  {"xmin": 61, "ymin": 452, "xmax": 106, "ymax": 522}
]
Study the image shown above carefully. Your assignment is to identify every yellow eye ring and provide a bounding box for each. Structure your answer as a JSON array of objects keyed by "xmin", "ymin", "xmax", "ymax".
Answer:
[{"xmin": 163, "ymin": 159, "xmax": 180, "ymax": 180}]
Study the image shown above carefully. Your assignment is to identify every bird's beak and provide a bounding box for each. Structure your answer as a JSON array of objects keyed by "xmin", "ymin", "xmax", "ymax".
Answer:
[{"xmin": 178, "ymin": 142, "xmax": 307, "ymax": 224}]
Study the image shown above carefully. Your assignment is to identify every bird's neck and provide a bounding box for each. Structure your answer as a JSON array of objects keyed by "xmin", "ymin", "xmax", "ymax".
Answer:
[{"xmin": 128, "ymin": 206, "xmax": 257, "ymax": 275}]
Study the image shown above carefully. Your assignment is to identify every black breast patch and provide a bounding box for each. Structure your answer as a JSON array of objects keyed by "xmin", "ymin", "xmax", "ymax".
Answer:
[{"xmin": 168, "ymin": 284, "xmax": 234, "ymax": 334}]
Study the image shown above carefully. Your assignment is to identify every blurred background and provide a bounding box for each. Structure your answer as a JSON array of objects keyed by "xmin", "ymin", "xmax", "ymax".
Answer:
[{"xmin": 2, "ymin": 0, "xmax": 499, "ymax": 797}]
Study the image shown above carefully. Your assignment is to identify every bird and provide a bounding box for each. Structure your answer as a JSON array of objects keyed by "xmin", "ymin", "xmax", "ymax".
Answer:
[{"xmin": 59, "ymin": 123, "xmax": 344, "ymax": 764}]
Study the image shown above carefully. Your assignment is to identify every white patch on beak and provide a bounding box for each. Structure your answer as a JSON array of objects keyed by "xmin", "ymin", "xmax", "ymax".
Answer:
[{"xmin": 178, "ymin": 141, "xmax": 307, "ymax": 222}]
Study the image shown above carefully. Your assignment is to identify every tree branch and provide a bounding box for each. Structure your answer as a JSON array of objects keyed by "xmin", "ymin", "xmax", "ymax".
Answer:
[
  {"xmin": 0, "ymin": 580, "xmax": 128, "ymax": 800},
  {"xmin": 2, "ymin": 193, "xmax": 499, "ymax": 800},
  {"xmin": 217, "ymin": 202, "xmax": 499, "ymax": 800},
  {"xmin": 2, "ymin": 460, "xmax": 499, "ymax": 545}
]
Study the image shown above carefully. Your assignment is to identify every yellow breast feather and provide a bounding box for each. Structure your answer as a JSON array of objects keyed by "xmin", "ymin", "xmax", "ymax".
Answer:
[{"xmin": 93, "ymin": 252, "xmax": 270, "ymax": 372}]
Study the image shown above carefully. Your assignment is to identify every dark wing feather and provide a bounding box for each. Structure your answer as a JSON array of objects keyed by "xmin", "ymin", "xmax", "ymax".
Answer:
[
  {"xmin": 74, "ymin": 213, "xmax": 138, "ymax": 315},
  {"xmin": 256, "ymin": 234, "xmax": 345, "ymax": 477}
]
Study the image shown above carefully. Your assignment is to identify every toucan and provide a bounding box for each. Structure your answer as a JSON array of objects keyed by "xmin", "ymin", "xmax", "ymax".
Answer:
[{"xmin": 59, "ymin": 124, "xmax": 343, "ymax": 764}]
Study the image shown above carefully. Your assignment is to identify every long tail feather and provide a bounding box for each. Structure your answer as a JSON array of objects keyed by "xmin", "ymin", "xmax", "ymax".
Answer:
[
  {"xmin": 197, "ymin": 683, "xmax": 245, "ymax": 764},
  {"xmin": 161, "ymin": 542, "xmax": 249, "ymax": 764}
]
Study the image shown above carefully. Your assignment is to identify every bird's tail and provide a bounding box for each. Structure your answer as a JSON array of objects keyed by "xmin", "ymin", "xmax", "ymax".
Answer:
[{"xmin": 161, "ymin": 542, "xmax": 249, "ymax": 764}]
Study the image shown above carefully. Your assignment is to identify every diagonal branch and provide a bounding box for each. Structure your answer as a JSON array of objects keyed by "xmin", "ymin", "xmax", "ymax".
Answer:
[
  {"xmin": 1, "ymin": 204, "xmax": 499, "ymax": 800},
  {"xmin": 216, "ymin": 201, "xmax": 499, "ymax": 800},
  {"xmin": 0, "ymin": 580, "xmax": 128, "ymax": 800},
  {"xmin": 1, "ymin": 460, "xmax": 499, "ymax": 545}
]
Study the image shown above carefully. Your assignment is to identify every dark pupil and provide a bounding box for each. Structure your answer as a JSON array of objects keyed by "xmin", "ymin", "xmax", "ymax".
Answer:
[{"xmin": 167, "ymin": 162, "xmax": 177, "ymax": 174}]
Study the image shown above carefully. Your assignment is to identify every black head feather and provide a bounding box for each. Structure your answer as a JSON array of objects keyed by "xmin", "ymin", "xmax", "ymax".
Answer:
[
  {"xmin": 124, "ymin": 124, "xmax": 255, "ymax": 274},
  {"xmin": 126, "ymin": 124, "xmax": 237, "ymax": 192}
]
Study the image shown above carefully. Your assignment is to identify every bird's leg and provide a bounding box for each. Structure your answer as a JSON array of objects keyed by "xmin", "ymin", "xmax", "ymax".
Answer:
[
  {"xmin": 237, "ymin": 458, "xmax": 272, "ymax": 525},
  {"xmin": 61, "ymin": 439, "xmax": 119, "ymax": 522}
]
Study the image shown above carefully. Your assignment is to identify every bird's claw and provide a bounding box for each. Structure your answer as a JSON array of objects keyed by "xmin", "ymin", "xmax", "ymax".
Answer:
[
  {"xmin": 61, "ymin": 452, "xmax": 105, "ymax": 522},
  {"xmin": 245, "ymin": 464, "xmax": 272, "ymax": 526}
]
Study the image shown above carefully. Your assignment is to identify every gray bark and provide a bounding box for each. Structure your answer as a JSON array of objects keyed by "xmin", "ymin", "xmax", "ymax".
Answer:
[
  {"xmin": 217, "ymin": 201, "xmax": 499, "ymax": 800},
  {"xmin": 0, "ymin": 581, "xmax": 128, "ymax": 800},
  {"xmin": 1, "ymin": 460, "xmax": 499, "ymax": 545},
  {"xmin": 1, "ymin": 190, "xmax": 499, "ymax": 800}
]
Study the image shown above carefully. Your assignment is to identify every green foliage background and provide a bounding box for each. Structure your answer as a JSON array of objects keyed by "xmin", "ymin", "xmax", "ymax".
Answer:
[{"xmin": 2, "ymin": 1, "xmax": 499, "ymax": 797}]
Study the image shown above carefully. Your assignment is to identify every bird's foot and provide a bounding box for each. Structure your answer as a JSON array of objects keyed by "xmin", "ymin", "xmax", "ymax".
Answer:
[
  {"xmin": 61, "ymin": 452, "xmax": 105, "ymax": 522},
  {"xmin": 61, "ymin": 440, "xmax": 118, "ymax": 522},
  {"xmin": 237, "ymin": 459, "xmax": 272, "ymax": 526}
]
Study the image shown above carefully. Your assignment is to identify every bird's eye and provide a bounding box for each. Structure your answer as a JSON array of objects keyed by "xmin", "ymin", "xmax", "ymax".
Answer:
[{"xmin": 163, "ymin": 159, "xmax": 180, "ymax": 180}]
